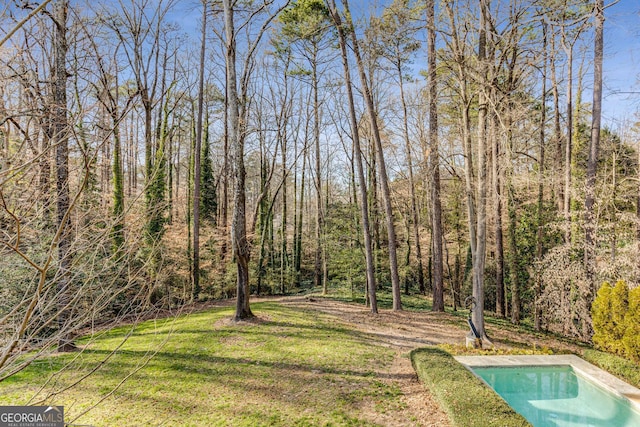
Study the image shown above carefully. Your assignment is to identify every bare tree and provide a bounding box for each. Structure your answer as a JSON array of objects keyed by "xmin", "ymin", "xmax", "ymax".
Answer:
[
  {"xmin": 193, "ymin": 0, "xmax": 208, "ymax": 300},
  {"xmin": 584, "ymin": 0, "xmax": 603, "ymax": 296},
  {"xmin": 341, "ymin": 0, "xmax": 402, "ymax": 310},
  {"xmin": 534, "ymin": 19, "xmax": 549, "ymax": 331},
  {"xmin": 427, "ymin": 0, "xmax": 444, "ymax": 312},
  {"xmin": 470, "ymin": 0, "xmax": 490, "ymax": 341},
  {"xmin": 52, "ymin": 0, "xmax": 75, "ymax": 352},
  {"xmin": 223, "ymin": 0, "xmax": 287, "ymax": 320},
  {"xmin": 326, "ymin": 0, "xmax": 378, "ymax": 313}
]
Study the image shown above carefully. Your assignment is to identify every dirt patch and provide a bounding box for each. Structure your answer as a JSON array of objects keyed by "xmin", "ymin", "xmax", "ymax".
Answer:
[{"xmin": 214, "ymin": 313, "xmax": 271, "ymax": 328}]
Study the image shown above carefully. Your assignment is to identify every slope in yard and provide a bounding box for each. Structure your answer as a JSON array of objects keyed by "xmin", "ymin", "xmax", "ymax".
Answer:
[{"xmin": 0, "ymin": 299, "xmax": 454, "ymax": 426}]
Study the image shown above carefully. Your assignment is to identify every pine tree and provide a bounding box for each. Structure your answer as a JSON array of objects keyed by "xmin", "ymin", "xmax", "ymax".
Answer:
[{"xmin": 200, "ymin": 114, "xmax": 217, "ymax": 224}]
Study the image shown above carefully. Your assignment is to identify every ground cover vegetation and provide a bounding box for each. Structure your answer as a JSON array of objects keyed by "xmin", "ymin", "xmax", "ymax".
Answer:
[
  {"xmin": 0, "ymin": 302, "xmax": 406, "ymax": 426},
  {"xmin": 410, "ymin": 347, "xmax": 530, "ymax": 427},
  {"xmin": 2, "ymin": 296, "xmax": 622, "ymax": 426},
  {"xmin": 0, "ymin": 0, "xmax": 638, "ymax": 420}
]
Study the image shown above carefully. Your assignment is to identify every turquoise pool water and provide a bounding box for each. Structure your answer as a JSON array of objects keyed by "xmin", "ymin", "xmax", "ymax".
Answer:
[{"xmin": 473, "ymin": 365, "xmax": 640, "ymax": 427}]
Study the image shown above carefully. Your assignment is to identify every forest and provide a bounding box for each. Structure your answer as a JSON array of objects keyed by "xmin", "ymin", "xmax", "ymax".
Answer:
[{"xmin": 0, "ymin": 0, "xmax": 636, "ymax": 380}]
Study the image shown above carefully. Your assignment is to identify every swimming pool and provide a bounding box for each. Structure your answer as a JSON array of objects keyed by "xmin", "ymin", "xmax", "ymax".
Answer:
[{"xmin": 456, "ymin": 355, "xmax": 640, "ymax": 427}]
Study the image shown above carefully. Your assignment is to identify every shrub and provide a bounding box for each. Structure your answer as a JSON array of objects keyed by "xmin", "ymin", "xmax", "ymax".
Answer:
[
  {"xmin": 592, "ymin": 280, "xmax": 640, "ymax": 361},
  {"xmin": 410, "ymin": 347, "xmax": 530, "ymax": 427},
  {"xmin": 623, "ymin": 286, "xmax": 640, "ymax": 361},
  {"xmin": 591, "ymin": 281, "xmax": 613, "ymax": 352},
  {"xmin": 610, "ymin": 280, "xmax": 629, "ymax": 355}
]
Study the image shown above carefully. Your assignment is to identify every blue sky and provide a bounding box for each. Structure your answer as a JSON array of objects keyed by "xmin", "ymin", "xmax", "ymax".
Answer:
[{"xmin": 602, "ymin": 1, "xmax": 640, "ymax": 126}]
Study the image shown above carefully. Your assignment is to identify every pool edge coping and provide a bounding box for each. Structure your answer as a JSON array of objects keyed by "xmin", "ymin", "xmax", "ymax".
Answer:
[{"xmin": 454, "ymin": 354, "xmax": 640, "ymax": 412}]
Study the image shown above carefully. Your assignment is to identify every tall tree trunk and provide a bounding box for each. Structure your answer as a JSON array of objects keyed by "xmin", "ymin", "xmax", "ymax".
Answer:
[
  {"xmin": 563, "ymin": 42, "xmax": 573, "ymax": 244},
  {"xmin": 492, "ymin": 117, "xmax": 505, "ymax": 318},
  {"xmin": 397, "ymin": 45, "xmax": 424, "ymax": 298},
  {"xmin": 506, "ymin": 119, "xmax": 520, "ymax": 325},
  {"xmin": 224, "ymin": 0, "xmax": 253, "ymax": 320},
  {"xmin": 504, "ymin": 27, "xmax": 520, "ymax": 325},
  {"xmin": 280, "ymin": 93, "xmax": 289, "ymax": 295},
  {"xmin": 39, "ymin": 131, "xmax": 52, "ymax": 224},
  {"xmin": 294, "ymin": 139, "xmax": 307, "ymax": 287},
  {"xmin": 444, "ymin": 1, "xmax": 476, "ymax": 319},
  {"xmin": 192, "ymin": 1, "xmax": 207, "ymax": 301},
  {"xmin": 294, "ymin": 93, "xmax": 310, "ymax": 288},
  {"xmin": 276, "ymin": 52, "xmax": 291, "ymax": 295},
  {"xmin": 535, "ymin": 21, "xmax": 548, "ymax": 331},
  {"xmin": 112, "ymin": 107, "xmax": 125, "ymax": 252},
  {"xmin": 342, "ymin": 0, "xmax": 401, "ymax": 310},
  {"xmin": 549, "ymin": 27, "xmax": 563, "ymax": 212},
  {"xmin": 312, "ymin": 52, "xmax": 325, "ymax": 294},
  {"xmin": 167, "ymin": 126, "xmax": 174, "ymax": 224},
  {"xmin": 143, "ymin": 92, "xmax": 154, "ymax": 231},
  {"xmin": 403, "ymin": 211, "xmax": 411, "ymax": 295},
  {"xmin": 53, "ymin": 0, "xmax": 74, "ymax": 352},
  {"xmin": 584, "ymin": 0, "xmax": 604, "ymax": 299},
  {"xmin": 221, "ymin": 71, "xmax": 229, "ymax": 260},
  {"xmin": 187, "ymin": 120, "xmax": 194, "ymax": 300},
  {"xmin": 368, "ymin": 140, "xmax": 381, "ymax": 286},
  {"xmin": 471, "ymin": 0, "xmax": 490, "ymax": 341},
  {"xmin": 427, "ymin": 0, "xmax": 444, "ymax": 312}
]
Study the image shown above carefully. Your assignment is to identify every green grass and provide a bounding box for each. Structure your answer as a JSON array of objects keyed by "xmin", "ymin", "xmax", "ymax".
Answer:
[
  {"xmin": 410, "ymin": 347, "xmax": 531, "ymax": 427},
  {"xmin": 319, "ymin": 289, "xmax": 435, "ymax": 311},
  {"xmin": 0, "ymin": 302, "xmax": 400, "ymax": 426},
  {"xmin": 583, "ymin": 349, "xmax": 640, "ymax": 389}
]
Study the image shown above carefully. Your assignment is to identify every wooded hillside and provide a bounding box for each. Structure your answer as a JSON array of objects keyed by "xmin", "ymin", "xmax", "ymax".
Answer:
[{"xmin": 0, "ymin": 0, "xmax": 637, "ymax": 376}]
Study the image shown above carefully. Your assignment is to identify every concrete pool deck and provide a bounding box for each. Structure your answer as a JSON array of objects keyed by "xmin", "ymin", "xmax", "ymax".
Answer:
[{"xmin": 454, "ymin": 354, "xmax": 640, "ymax": 411}]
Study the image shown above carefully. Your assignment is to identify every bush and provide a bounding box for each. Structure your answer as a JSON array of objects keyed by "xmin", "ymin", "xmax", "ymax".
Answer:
[
  {"xmin": 623, "ymin": 286, "xmax": 640, "ymax": 361},
  {"xmin": 591, "ymin": 280, "xmax": 640, "ymax": 361},
  {"xmin": 591, "ymin": 281, "xmax": 612, "ymax": 352},
  {"xmin": 410, "ymin": 347, "xmax": 530, "ymax": 427},
  {"xmin": 610, "ymin": 280, "xmax": 629, "ymax": 355}
]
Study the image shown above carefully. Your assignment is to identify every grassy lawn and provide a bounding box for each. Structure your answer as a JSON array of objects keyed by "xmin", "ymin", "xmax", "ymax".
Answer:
[
  {"xmin": 0, "ymin": 302, "xmax": 401, "ymax": 426},
  {"xmin": 583, "ymin": 349, "xmax": 640, "ymax": 389},
  {"xmin": 325, "ymin": 291, "xmax": 436, "ymax": 312}
]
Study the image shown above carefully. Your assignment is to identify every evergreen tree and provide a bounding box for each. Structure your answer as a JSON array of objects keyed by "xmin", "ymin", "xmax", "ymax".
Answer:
[
  {"xmin": 200, "ymin": 115, "xmax": 217, "ymax": 224},
  {"xmin": 610, "ymin": 280, "xmax": 629, "ymax": 355},
  {"xmin": 623, "ymin": 286, "xmax": 640, "ymax": 361},
  {"xmin": 592, "ymin": 281, "xmax": 612, "ymax": 352}
]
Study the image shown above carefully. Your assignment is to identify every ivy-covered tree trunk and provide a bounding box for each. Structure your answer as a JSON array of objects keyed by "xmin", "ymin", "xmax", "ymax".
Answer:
[
  {"xmin": 224, "ymin": 0, "xmax": 253, "ymax": 320},
  {"xmin": 427, "ymin": 0, "xmax": 444, "ymax": 312},
  {"xmin": 53, "ymin": 0, "xmax": 74, "ymax": 352},
  {"xmin": 146, "ymin": 86, "xmax": 169, "ymax": 251}
]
